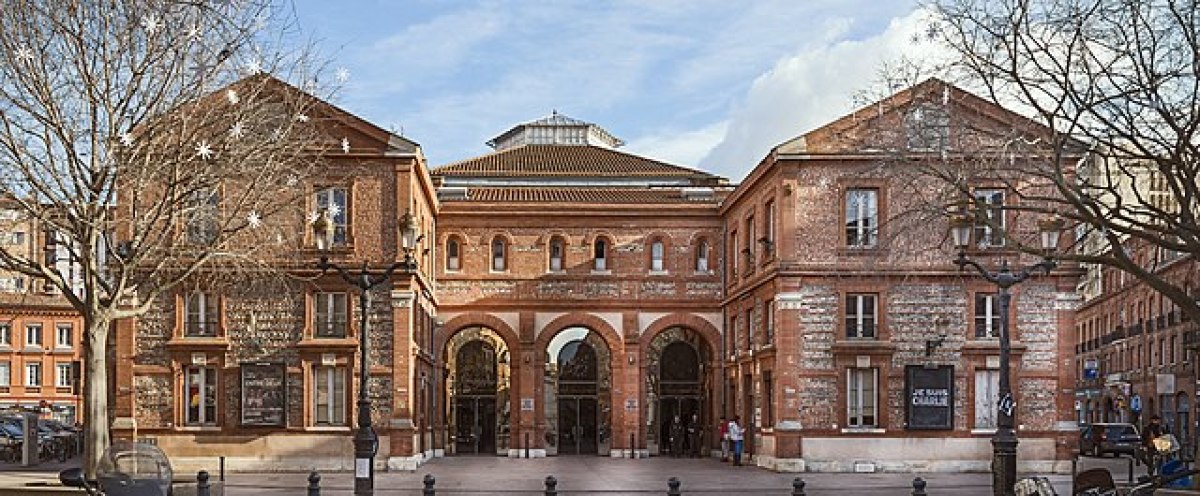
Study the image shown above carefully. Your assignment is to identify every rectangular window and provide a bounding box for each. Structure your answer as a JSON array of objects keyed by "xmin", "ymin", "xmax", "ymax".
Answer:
[
  {"xmin": 845, "ymin": 188, "xmax": 878, "ymax": 248},
  {"xmin": 446, "ymin": 240, "xmax": 461, "ymax": 272},
  {"xmin": 314, "ymin": 187, "xmax": 349, "ymax": 246},
  {"xmin": 747, "ymin": 308, "xmax": 756, "ymax": 349},
  {"xmin": 0, "ymin": 324, "xmax": 9, "ymax": 346},
  {"xmin": 745, "ymin": 217, "xmax": 755, "ymax": 268},
  {"xmin": 0, "ymin": 362, "xmax": 9, "ymax": 386},
  {"xmin": 975, "ymin": 369, "xmax": 1000, "ymax": 429},
  {"xmin": 549, "ymin": 240, "xmax": 563, "ymax": 272},
  {"xmin": 55, "ymin": 324, "xmax": 72, "ymax": 349},
  {"xmin": 313, "ymin": 366, "xmax": 347, "ymax": 426},
  {"xmin": 973, "ymin": 189, "xmax": 1005, "ymax": 247},
  {"xmin": 844, "ymin": 294, "xmax": 877, "ymax": 339},
  {"xmin": 24, "ymin": 324, "xmax": 41, "ymax": 347},
  {"xmin": 492, "ymin": 239, "xmax": 507, "ymax": 272},
  {"xmin": 651, "ymin": 241, "xmax": 665, "ymax": 272},
  {"xmin": 763, "ymin": 370, "xmax": 774, "ymax": 428},
  {"xmin": 184, "ymin": 366, "xmax": 218, "ymax": 425},
  {"xmin": 25, "ymin": 362, "xmax": 41, "ymax": 387},
  {"xmin": 185, "ymin": 292, "xmax": 220, "ymax": 337},
  {"xmin": 55, "ymin": 363, "xmax": 72, "ymax": 388},
  {"xmin": 9, "ymin": 231, "xmax": 25, "ymax": 245},
  {"xmin": 730, "ymin": 230, "xmax": 738, "ymax": 278},
  {"xmin": 186, "ymin": 188, "xmax": 220, "ymax": 245},
  {"xmin": 765, "ymin": 300, "xmax": 775, "ymax": 344},
  {"xmin": 593, "ymin": 240, "xmax": 607, "ymax": 271},
  {"xmin": 314, "ymin": 292, "xmax": 348, "ymax": 338},
  {"xmin": 847, "ymin": 368, "xmax": 878, "ymax": 427},
  {"xmin": 975, "ymin": 293, "xmax": 1000, "ymax": 338},
  {"xmin": 765, "ymin": 201, "xmax": 776, "ymax": 257}
]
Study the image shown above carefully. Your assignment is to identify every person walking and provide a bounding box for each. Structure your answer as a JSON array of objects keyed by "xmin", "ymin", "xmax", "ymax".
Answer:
[
  {"xmin": 1142, "ymin": 415, "xmax": 1171, "ymax": 475},
  {"xmin": 670, "ymin": 415, "xmax": 685, "ymax": 457},
  {"xmin": 719, "ymin": 416, "xmax": 729, "ymax": 462},
  {"xmin": 687, "ymin": 414, "xmax": 702, "ymax": 458},
  {"xmin": 728, "ymin": 415, "xmax": 744, "ymax": 466}
]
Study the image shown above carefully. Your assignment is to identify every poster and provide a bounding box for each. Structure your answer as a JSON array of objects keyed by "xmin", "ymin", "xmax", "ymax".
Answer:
[
  {"xmin": 905, "ymin": 365, "xmax": 953, "ymax": 430},
  {"xmin": 241, "ymin": 363, "xmax": 286, "ymax": 426}
]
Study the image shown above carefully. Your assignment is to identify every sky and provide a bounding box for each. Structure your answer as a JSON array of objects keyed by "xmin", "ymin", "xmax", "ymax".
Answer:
[{"xmin": 289, "ymin": 0, "xmax": 951, "ymax": 182}]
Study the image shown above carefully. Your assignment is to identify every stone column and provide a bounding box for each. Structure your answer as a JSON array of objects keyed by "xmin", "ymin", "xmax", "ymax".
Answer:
[{"xmin": 387, "ymin": 288, "xmax": 416, "ymax": 470}]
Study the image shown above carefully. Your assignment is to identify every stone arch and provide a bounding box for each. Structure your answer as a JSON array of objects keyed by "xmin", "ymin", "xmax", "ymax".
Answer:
[
  {"xmin": 439, "ymin": 231, "xmax": 472, "ymax": 246},
  {"xmin": 438, "ymin": 312, "xmax": 520, "ymax": 354},
  {"xmin": 535, "ymin": 230, "xmax": 572, "ymax": 247},
  {"xmin": 640, "ymin": 313, "xmax": 722, "ymax": 363},
  {"xmin": 536, "ymin": 312, "xmax": 624, "ymax": 357}
]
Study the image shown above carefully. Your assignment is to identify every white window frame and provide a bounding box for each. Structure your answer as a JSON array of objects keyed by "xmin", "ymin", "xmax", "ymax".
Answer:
[
  {"xmin": 313, "ymin": 366, "xmax": 347, "ymax": 426},
  {"xmin": 765, "ymin": 300, "xmax": 775, "ymax": 344},
  {"xmin": 55, "ymin": 363, "xmax": 72, "ymax": 388},
  {"xmin": 0, "ymin": 362, "xmax": 10, "ymax": 386},
  {"xmin": 845, "ymin": 188, "xmax": 878, "ymax": 248},
  {"xmin": 25, "ymin": 362, "xmax": 41, "ymax": 387},
  {"xmin": 975, "ymin": 293, "xmax": 999, "ymax": 338},
  {"xmin": 185, "ymin": 292, "xmax": 219, "ymax": 337},
  {"xmin": 650, "ymin": 240, "xmax": 665, "ymax": 272},
  {"xmin": 446, "ymin": 239, "xmax": 460, "ymax": 272},
  {"xmin": 549, "ymin": 238, "xmax": 563, "ymax": 272},
  {"xmin": 593, "ymin": 239, "xmax": 608, "ymax": 271},
  {"xmin": 25, "ymin": 324, "xmax": 41, "ymax": 348},
  {"xmin": 696, "ymin": 240, "xmax": 709, "ymax": 272},
  {"xmin": 0, "ymin": 324, "xmax": 10, "ymax": 346},
  {"xmin": 847, "ymin": 367, "xmax": 878, "ymax": 428},
  {"xmin": 55, "ymin": 324, "xmax": 72, "ymax": 349},
  {"xmin": 491, "ymin": 238, "xmax": 506, "ymax": 272},
  {"xmin": 973, "ymin": 189, "xmax": 1005, "ymax": 247},
  {"xmin": 845, "ymin": 294, "xmax": 877, "ymax": 339},
  {"xmin": 975, "ymin": 369, "xmax": 1000, "ymax": 430},
  {"xmin": 314, "ymin": 292, "xmax": 348, "ymax": 338},
  {"xmin": 314, "ymin": 187, "xmax": 349, "ymax": 247},
  {"xmin": 184, "ymin": 365, "xmax": 218, "ymax": 426}
]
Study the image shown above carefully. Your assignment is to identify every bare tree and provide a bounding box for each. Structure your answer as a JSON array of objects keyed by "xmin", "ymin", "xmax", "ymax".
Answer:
[
  {"xmin": 0, "ymin": 0, "xmax": 332, "ymax": 475},
  {"xmin": 922, "ymin": 0, "xmax": 1200, "ymax": 322}
]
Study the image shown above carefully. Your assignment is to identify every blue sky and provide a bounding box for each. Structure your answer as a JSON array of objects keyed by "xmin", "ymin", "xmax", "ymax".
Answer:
[{"xmin": 291, "ymin": 0, "xmax": 942, "ymax": 181}]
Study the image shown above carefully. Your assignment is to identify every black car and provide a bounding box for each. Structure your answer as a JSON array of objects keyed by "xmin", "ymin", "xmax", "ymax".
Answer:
[{"xmin": 1080, "ymin": 423, "xmax": 1141, "ymax": 457}]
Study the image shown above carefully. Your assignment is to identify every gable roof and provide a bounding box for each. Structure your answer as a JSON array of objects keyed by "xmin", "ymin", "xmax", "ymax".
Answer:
[
  {"xmin": 434, "ymin": 144, "xmax": 722, "ymax": 182},
  {"xmin": 775, "ymin": 78, "xmax": 1062, "ymax": 155}
]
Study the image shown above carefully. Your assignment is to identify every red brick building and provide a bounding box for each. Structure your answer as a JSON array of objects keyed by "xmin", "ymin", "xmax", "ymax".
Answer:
[{"xmin": 113, "ymin": 79, "xmax": 1080, "ymax": 473}]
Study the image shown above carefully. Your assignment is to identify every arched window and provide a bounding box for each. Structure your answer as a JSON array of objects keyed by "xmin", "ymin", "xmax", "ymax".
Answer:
[
  {"xmin": 650, "ymin": 239, "xmax": 665, "ymax": 272},
  {"xmin": 446, "ymin": 238, "xmax": 461, "ymax": 272},
  {"xmin": 549, "ymin": 237, "xmax": 564, "ymax": 272},
  {"xmin": 695, "ymin": 239, "xmax": 710, "ymax": 272},
  {"xmin": 593, "ymin": 238, "xmax": 608, "ymax": 271},
  {"xmin": 491, "ymin": 237, "xmax": 506, "ymax": 272}
]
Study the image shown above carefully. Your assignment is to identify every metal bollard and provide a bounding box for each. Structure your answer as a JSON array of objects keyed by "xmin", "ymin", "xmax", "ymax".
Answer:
[
  {"xmin": 196, "ymin": 470, "xmax": 210, "ymax": 496},
  {"xmin": 219, "ymin": 456, "xmax": 225, "ymax": 482},
  {"xmin": 544, "ymin": 475, "xmax": 558, "ymax": 496},
  {"xmin": 667, "ymin": 476, "xmax": 681, "ymax": 496},
  {"xmin": 791, "ymin": 477, "xmax": 806, "ymax": 496},
  {"xmin": 307, "ymin": 471, "xmax": 321, "ymax": 496},
  {"xmin": 423, "ymin": 474, "xmax": 436, "ymax": 496},
  {"xmin": 525, "ymin": 432, "xmax": 530, "ymax": 459},
  {"xmin": 1071, "ymin": 456, "xmax": 1077, "ymax": 495},
  {"xmin": 1128, "ymin": 455, "xmax": 1135, "ymax": 484},
  {"xmin": 630, "ymin": 433, "xmax": 635, "ymax": 459},
  {"xmin": 911, "ymin": 477, "xmax": 927, "ymax": 496}
]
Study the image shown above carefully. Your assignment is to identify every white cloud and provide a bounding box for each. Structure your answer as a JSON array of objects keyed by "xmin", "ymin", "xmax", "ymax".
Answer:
[
  {"xmin": 698, "ymin": 7, "xmax": 954, "ymax": 181},
  {"xmin": 623, "ymin": 120, "xmax": 729, "ymax": 169}
]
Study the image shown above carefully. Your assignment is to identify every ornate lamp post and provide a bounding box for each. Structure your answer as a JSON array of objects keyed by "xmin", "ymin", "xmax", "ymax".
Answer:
[
  {"xmin": 313, "ymin": 209, "xmax": 420, "ymax": 496},
  {"xmin": 949, "ymin": 214, "xmax": 1063, "ymax": 496}
]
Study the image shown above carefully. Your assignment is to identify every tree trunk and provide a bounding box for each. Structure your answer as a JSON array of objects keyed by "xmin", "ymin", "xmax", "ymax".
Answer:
[{"xmin": 83, "ymin": 317, "xmax": 111, "ymax": 480}]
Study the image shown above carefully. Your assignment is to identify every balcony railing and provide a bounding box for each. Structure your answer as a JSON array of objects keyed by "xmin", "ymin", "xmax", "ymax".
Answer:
[
  {"xmin": 184, "ymin": 321, "xmax": 218, "ymax": 337},
  {"xmin": 314, "ymin": 320, "xmax": 348, "ymax": 338}
]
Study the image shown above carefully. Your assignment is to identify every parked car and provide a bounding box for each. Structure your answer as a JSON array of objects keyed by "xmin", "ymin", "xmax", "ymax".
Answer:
[{"xmin": 1080, "ymin": 423, "xmax": 1142, "ymax": 457}]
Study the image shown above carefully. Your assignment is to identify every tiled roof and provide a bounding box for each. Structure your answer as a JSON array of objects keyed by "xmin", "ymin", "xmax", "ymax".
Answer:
[
  {"xmin": 434, "ymin": 144, "xmax": 718, "ymax": 179},
  {"xmin": 444, "ymin": 187, "xmax": 725, "ymax": 204}
]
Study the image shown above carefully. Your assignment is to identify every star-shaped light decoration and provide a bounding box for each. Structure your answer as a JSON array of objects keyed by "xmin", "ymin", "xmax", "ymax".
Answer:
[
  {"xmin": 306, "ymin": 210, "xmax": 320, "ymax": 223},
  {"xmin": 340, "ymin": 137, "xmax": 350, "ymax": 154},
  {"xmin": 225, "ymin": 89, "xmax": 239, "ymax": 105},
  {"xmin": 295, "ymin": 113, "xmax": 309, "ymax": 123},
  {"xmin": 270, "ymin": 127, "xmax": 284, "ymax": 141},
  {"xmin": 244, "ymin": 59, "xmax": 262, "ymax": 75},
  {"xmin": 325, "ymin": 202, "xmax": 342, "ymax": 218},
  {"xmin": 246, "ymin": 211, "xmax": 261, "ymax": 228},
  {"xmin": 285, "ymin": 175, "xmax": 298, "ymax": 187},
  {"xmin": 119, "ymin": 132, "xmax": 134, "ymax": 147},
  {"xmin": 335, "ymin": 67, "xmax": 350, "ymax": 83},
  {"xmin": 228, "ymin": 122, "xmax": 245, "ymax": 139},
  {"xmin": 14, "ymin": 47, "xmax": 33, "ymax": 64},
  {"xmin": 141, "ymin": 14, "xmax": 161, "ymax": 35},
  {"xmin": 186, "ymin": 24, "xmax": 202, "ymax": 40},
  {"xmin": 195, "ymin": 141, "xmax": 214, "ymax": 160}
]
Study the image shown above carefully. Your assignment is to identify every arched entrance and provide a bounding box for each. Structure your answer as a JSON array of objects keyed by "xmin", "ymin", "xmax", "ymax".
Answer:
[
  {"xmin": 445, "ymin": 327, "xmax": 511, "ymax": 455},
  {"xmin": 644, "ymin": 327, "xmax": 710, "ymax": 456},
  {"xmin": 545, "ymin": 327, "xmax": 611, "ymax": 455}
]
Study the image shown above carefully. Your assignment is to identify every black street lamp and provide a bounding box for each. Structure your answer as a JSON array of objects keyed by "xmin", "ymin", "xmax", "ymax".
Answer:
[
  {"xmin": 949, "ymin": 214, "xmax": 1063, "ymax": 496},
  {"xmin": 312, "ymin": 208, "xmax": 420, "ymax": 496}
]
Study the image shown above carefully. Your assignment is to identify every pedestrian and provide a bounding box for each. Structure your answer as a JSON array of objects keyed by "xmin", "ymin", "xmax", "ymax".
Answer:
[
  {"xmin": 728, "ymin": 415, "xmax": 744, "ymax": 466},
  {"xmin": 719, "ymin": 416, "xmax": 729, "ymax": 462},
  {"xmin": 670, "ymin": 415, "xmax": 684, "ymax": 457},
  {"xmin": 1141, "ymin": 415, "xmax": 1170, "ymax": 475},
  {"xmin": 687, "ymin": 414, "xmax": 701, "ymax": 458}
]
